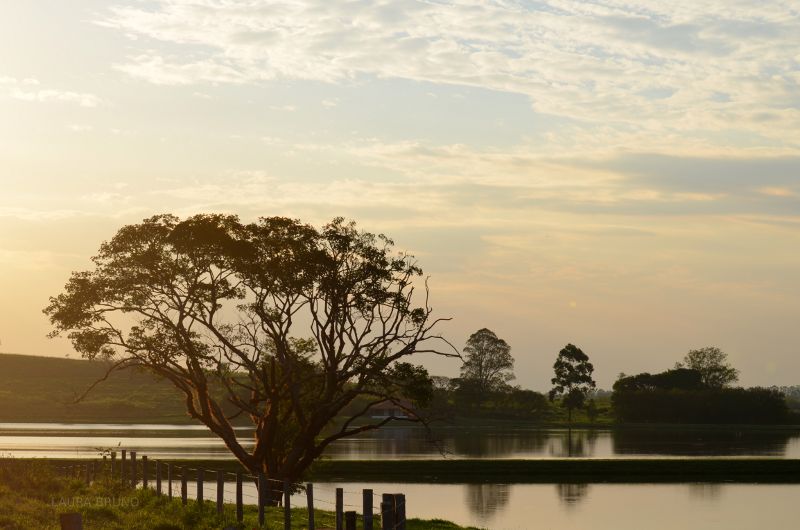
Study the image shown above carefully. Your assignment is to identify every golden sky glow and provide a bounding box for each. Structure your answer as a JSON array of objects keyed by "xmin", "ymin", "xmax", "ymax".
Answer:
[{"xmin": 1, "ymin": 1, "xmax": 799, "ymax": 389}]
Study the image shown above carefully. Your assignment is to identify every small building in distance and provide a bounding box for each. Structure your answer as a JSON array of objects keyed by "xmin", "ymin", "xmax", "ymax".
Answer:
[{"xmin": 369, "ymin": 399, "xmax": 415, "ymax": 419}]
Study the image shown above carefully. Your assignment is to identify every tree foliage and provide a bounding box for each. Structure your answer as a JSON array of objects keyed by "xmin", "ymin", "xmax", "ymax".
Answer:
[
  {"xmin": 44, "ymin": 214, "xmax": 454, "ymax": 484},
  {"xmin": 612, "ymin": 387, "xmax": 788, "ymax": 424},
  {"xmin": 549, "ymin": 343, "xmax": 595, "ymax": 422},
  {"xmin": 677, "ymin": 346, "xmax": 739, "ymax": 388},
  {"xmin": 613, "ymin": 368, "xmax": 704, "ymax": 393},
  {"xmin": 459, "ymin": 328, "xmax": 515, "ymax": 394}
]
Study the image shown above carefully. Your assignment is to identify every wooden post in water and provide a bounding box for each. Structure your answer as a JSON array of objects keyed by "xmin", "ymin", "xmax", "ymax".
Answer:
[
  {"xmin": 363, "ymin": 489, "xmax": 373, "ymax": 530},
  {"xmin": 156, "ymin": 460, "xmax": 162, "ymax": 496},
  {"xmin": 197, "ymin": 469, "xmax": 204, "ymax": 507},
  {"xmin": 130, "ymin": 451, "xmax": 137, "ymax": 488},
  {"xmin": 381, "ymin": 494, "xmax": 395, "ymax": 530},
  {"xmin": 336, "ymin": 487, "xmax": 344, "ymax": 530},
  {"xmin": 306, "ymin": 483, "xmax": 315, "ymax": 530},
  {"xmin": 142, "ymin": 455, "xmax": 148, "ymax": 489},
  {"xmin": 283, "ymin": 480, "xmax": 291, "ymax": 530},
  {"xmin": 235, "ymin": 473, "xmax": 243, "ymax": 523},
  {"xmin": 395, "ymin": 493, "xmax": 406, "ymax": 530},
  {"xmin": 59, "ymin": 513, "xmax": 83, "ymax": 530},
  {"xmin": 180, "ymin": 468, "xmax": 188, "ymax": 506},
  {"xmin": 216, "ymin": 471, "xmax": 224, "ymax": 516},
  {"xmin": 345, "ymin": 511, "xmax": 357, "ymax": 530},
  {"xmin": 121, "ymin": 450, "xmax": 127, "ymax": 485},
  {"xmin": 257, "ymin": 473, "xmax": 266, "ymax": 527}
]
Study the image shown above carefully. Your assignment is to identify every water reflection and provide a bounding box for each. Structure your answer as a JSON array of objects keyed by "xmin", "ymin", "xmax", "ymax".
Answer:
[
  {"xmin": 612, "ymin": 428, "xmax": 794, "ymax": 457},
  {"xmin": 451, "ymin": 429, "xmax": 549, "ymax": 458},
  {"xmin": 465, "ymin": 484, "xmax": 511, "ymax": 521},
  {"xmin": 688, "ymin": 483, "xmax": 722, "ymax": 501},
  {"xmin": 2, "ymin": 423, "xmax": 799, "ymax": 460},
  {"xmin": 548, "ymin": 429, "xmax": 599, "ymax": 458},
  {"xmin": 556, "ymin": 483, "xmax": 590, "ymax": 507}
]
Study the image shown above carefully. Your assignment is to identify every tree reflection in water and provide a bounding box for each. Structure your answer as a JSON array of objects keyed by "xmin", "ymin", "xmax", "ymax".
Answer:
[
  {"xmin": 452, "ymin": 429, "xmax": 549, "ymax": 458},
  {"xmin": 688, "ymin": 483, "xmax": 722, "ymax": 501},
  {"xmin": 557, "ymin": 483, "xmax": 590, "ymax": 507},
  {"xmin": 549, "ymin": 429, "xmax": 599, "ymax": 457},
  {"xmin": 465, "ymin": 483, "xmax": 511, "ymax": 521}
]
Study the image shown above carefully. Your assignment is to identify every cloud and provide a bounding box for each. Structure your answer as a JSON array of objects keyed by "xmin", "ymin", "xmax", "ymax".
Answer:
[
  {"xmin": 0, "ymin": 76, "xmax": 102, "ymax": 107},
  {"xmin": 99, "ymin": 0, "xmax": 800, "ymax": 149}
]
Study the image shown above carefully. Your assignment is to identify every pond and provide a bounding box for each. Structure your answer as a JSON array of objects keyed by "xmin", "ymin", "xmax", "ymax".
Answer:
[
  {"xmin": 167, "ymin": 480, "xmax": 800, "ymax": 530},
  {"xmin": 1, "ymin": 423, "xmax": 798, "ymax": 460}
]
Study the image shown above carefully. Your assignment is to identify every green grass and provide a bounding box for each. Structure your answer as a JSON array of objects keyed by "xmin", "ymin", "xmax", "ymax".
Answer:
[
  {"xmin": 0, "ymin": 352, "xmax": 192, "ymax": 424},
  {"xmin": 0, "ymin": 460, "xmax": 483, "ymax": 530}
]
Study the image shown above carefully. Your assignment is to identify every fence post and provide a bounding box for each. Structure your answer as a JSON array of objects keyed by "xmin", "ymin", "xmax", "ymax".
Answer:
[
  {"xmin": 363, "ymin": 489, "xmax": 373, "ymax": 530},
  {"xmin": 121, "ymin": 450, "xmax": 127, "ymax": 485},
  {"xmin": 197, "ymin": 469, "xmax": 204, "ymax": 507},
  {"xmin": 236, "ymin": 473, "xmax": 243, "ymax": 523},
  {"xmin": 217, "ymin": 471, "xmax": 224, "ymax": 516},
  {"xmin": 306, "ymin": 483, "xmax": 315, "ymax": 530},
  {"xmin": 345, "ymin": 511, "xmax": 357, "ymax": 530},
  {"xmin": 167, "ymin": 463, "xmax": 173, "ymax": 500},
  {"xmin": 92, "ymin": 461, "xmax": 97, "ymax": 483},
  {"xmin": 284, "ymin": 480, "xmax": 291, "ymax": 530},
  {"xmin": 381, "ymin": 494, "xmax": 395, "ymax": 530},
  {"xmin": 142, "ymin": 455, "xmax": 148, "ymax": 489},
  {"xmin": 84, "ymin": 462, "xmax": 91, "ymax": 485},
  {"xmin": 258, "ymin": 473, "xmax": 266, "ymax": 527},
  {"xmin": 395, "ymin": 493, "xmax": 406, "ymax": 530},
  {"xmin": 156, "ymin": 460, "xmax": 162, "ymax": 496},
  {"xmin": 181, "ymin": 468, "xmax": 188, "ymax": 506},
  {"xmin": 110, "ymin": 451, "xmax": 116, "ymax": 480},
  {"xmin": 336, "ymin": 487, "xmax": 344, "ymax": 530},
  {"xmin": 130, "ymin": 451, "xmax": 137, "ymax": 488}
]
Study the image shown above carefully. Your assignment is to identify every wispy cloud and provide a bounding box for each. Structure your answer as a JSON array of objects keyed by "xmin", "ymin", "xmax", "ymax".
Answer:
[
  {"xmin": 0, "ymin": 76, "xmax": 102, "ymax": 107},
  {"xmin": 100, "ymin": 0, "xmax": 800, "ymax": 150}
]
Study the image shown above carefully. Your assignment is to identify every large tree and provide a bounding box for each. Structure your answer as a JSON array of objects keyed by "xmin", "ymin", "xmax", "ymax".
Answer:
[
  {"xmin": 677, "ymin": 346, "xmax": 739, "ymax": 388},
  {"xmin": 45, "ymin": 214, "xmax": 454, "ymax": 489},
  {"xmin": 459, "ymin": 328, "xmax": 515, "ymax": 394},
  {"xmin": 549, "ymin": 343, "xmax": 595, "ymax": 424}
]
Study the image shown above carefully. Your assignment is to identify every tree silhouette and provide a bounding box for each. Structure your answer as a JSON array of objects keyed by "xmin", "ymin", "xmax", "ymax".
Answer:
[
  {"xmin": 44, "ymin": 214, "xmax": 455, "ymax": 491},
  {"xmin": 459, "ymin": 328, "xmax": 515, "ymax": 394},
  {"xmin": 549, "ymin": 343, "xmax": 595, "ymax": 424},
  {"xmin": 676, "ymin": 346, "xmax": 739, "ymax": 388}
]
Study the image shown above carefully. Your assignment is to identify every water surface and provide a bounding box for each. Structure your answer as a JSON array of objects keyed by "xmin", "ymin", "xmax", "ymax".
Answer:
[{"xmin": 2, "ymin": 423, "xmax": 798, "ymax": 460}]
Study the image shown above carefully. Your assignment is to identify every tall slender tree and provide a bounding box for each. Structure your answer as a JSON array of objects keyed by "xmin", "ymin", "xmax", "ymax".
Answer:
[{"xmin": 549, "ymin": 343, "xmax": 595, "ymax": 424}]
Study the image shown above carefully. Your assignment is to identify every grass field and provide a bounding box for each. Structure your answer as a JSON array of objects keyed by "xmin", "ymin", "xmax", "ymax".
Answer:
[
  {"xmin": 0, "ymin": 352, "xmax": 190, "ymax": 423},
  {"xmin": 0, "ymin": 460, "xmax": 482, "ymax": 530}
]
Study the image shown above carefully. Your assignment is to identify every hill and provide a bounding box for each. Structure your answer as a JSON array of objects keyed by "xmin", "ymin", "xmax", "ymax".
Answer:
[{"xmin": 0, "ymin": 353, "xmax": 191, "ymax": 423}]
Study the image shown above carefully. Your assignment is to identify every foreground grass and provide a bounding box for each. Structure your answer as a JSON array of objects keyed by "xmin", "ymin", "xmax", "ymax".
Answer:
[{"xmin": 0, "ymin": 462, "xmax": 482, "ymax": 530}]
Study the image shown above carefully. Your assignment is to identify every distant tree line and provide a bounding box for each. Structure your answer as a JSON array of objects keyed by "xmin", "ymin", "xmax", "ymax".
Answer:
[
  {"xmin": 429, "ymin": 335, "xmax": 793, "ymax": 426},
  {"xmin": 613, "ymin": 347, "xmax": 788, "ymax": 424}
]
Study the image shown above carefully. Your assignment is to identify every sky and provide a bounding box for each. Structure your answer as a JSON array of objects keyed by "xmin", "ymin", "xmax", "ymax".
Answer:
[{"xmin": 1, "ymin": 0, "xmax": 799, "ymax": 390}]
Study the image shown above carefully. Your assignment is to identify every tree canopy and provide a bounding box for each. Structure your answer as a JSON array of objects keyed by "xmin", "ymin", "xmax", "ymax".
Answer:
[
  {"xmin": 677, "ymin": 346, "xmax": 739, "ymax": 388},
  {"xmin": 459, "ymin": 328, "xmax": 515, "ymax": 394},
  {"xmin": 45, "ymin": 214, "xmax": 454, "ymax": 485},
  {"xmin": 549, "ymin": 343, "xmax": 595, "ymax": 423}
]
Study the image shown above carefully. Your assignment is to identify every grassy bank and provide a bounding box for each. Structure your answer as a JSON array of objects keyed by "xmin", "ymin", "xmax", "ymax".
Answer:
[{"xmin": 0, "ymin": 461, "xmax": 481, "ymax": 530}]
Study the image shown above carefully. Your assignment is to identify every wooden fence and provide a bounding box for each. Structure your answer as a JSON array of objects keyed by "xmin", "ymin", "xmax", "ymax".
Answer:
[{"xmin": 53, "ymin": 449, "xmax": 407, "ymax": 530}]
